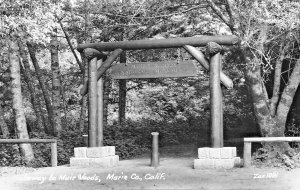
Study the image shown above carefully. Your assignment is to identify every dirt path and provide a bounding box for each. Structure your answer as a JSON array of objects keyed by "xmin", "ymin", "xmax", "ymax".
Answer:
[{"xmin": 0, "ymin": 145, "xmax": 299, "ymax": 190}]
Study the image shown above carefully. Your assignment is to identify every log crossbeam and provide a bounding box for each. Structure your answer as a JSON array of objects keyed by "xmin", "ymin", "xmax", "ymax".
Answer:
[{"xmin": 77, "ymin": 35, "xmax": 240, "ymax": 52}]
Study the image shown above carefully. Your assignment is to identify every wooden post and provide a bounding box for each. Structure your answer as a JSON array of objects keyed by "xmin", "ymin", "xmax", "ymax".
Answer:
[
  {"xmin": 88, "ymin": 57, "xmax": 98, "ymax": 147},
  {"xmin": 207, "ymin": 42, "xmax": 223, "ymax": 148},
  {"xmin": 243, "ymin": 142, "xmax": 252, "ymax": 167},
  {"xmin": 151, "ymin": 132, "xmax": 159, "ymax": 167},
  {"xmin": 219, "ymin": 55, "xmax": 224, "ymax": 147},
  {"xmin": 83, "ymin": 135, "xmax": 88, "ymax": 147},
  {"xmin": 51, "ymin": 142, "xmax": 57, "ymax": 167},
  {"xmin": 96, "ymin": 59, "xmax": 104, "ymax": 147}
]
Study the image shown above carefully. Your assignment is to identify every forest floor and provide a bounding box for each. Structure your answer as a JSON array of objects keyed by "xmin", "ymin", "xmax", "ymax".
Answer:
[{"xmin": 0, "ymin": 144, "xmax": 299, "ymax": 190}]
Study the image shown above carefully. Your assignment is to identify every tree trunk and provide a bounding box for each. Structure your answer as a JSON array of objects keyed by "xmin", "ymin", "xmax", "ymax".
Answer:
[
  {"xmin": 27, "ymin": 42, "xmax": 54, "ymax": 134},
  {"xmin": 245, "ymin": 61, "xmax": 280, "ymax": 136},
  {"xmin": 290, "ymin": 87, "xmax": 300, "ymax": 125},
  {"xmin": 0, "ymin": 104, "xmax": 9, "ymax": 138},
  {"xmin": 18, "ymin": 40, "xmax": 46, "ymax": 132},
  {"xmin": 50, "ymin": 30, "xmax": 62, "ymax": 136},
  {"xmin": 118, "ymin": 51, "xmax": 126, "ymax": 124},
  {"xmin": 276, "ymin": 60, "xmax": 300, "ymax": 135},
  {"xmin": 9, "ymin": 39, "xmax": 34, "ymax": 162},
  {"xmin": 103, "ymin": 73, "xmax": 111, "ymax": 129},
  {"xmin": 79, "ymin": 53, "xmax": 88, "ymax": 132},
  {"xmin": 60, "ymin": 79, "xmax": 67, "ymax": 120},
  {"xmin": 78, "ymin": 0, "xmax": 90, "ymax": 133}
]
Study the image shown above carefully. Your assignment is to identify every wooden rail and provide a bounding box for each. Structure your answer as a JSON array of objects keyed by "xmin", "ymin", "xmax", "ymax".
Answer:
[
  {"xmin": 243, "ymin": 137, "xmax": 300, "ymax": 167},
  {"xmin": 0, "ymin": 139, "xmax": 57, "ymax": 167}
]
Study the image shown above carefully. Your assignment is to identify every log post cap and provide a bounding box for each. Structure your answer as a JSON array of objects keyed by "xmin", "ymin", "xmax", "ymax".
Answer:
[
  {"xmin": 151, "ymin": 132, "xmax": 159, "ymax": 136},
  {"xmin": 83, "ymin": 48, "xmax": 107, "ymax": 61},
  {"xmin": 205, "ymin": 42, "xmax": 223, "ymax": 57}
]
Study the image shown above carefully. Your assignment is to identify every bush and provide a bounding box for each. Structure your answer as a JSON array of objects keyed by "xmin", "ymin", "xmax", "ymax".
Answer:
[
  {"xmin": 0, "ymin": 144, "xmax": 26, "ymax": 166},
  {"xmin": 103, "ymin": 117, "xmax": 202, "ymax": 159},
  {"xmin": 0, "ymin": 115, "xmax": 205, "ymax": 166},
  {"xmin": 29, "ymin": 129, "xmax": 85, "ymax": 166},
  {"xmin": 253, "ymin": 145, "xmax": 300, "ymax": 169},
  {"xmin": 0, "ymin": 128, "xmax": 84, "ymax": 167},
  {"xmin": 285, "ymin": 121, "xmax": 300, "ymax": 148},
  {"xmin": 104, "ymin": 121, "xmax": 149, "ymax": 159}
]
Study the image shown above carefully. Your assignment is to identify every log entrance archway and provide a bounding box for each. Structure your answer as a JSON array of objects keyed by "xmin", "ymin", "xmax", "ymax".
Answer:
[{"xmin": 77, "ymin": 35, "xmax": 239, "ymax": 148}]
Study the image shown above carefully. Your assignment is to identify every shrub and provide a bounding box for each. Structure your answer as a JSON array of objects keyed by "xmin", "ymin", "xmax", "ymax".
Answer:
[
  {"xmin": 0, "ymin": 115, "xmax": 207, "ymax": 166},
  {"xmin": 0, "ymin": 144, "xmax": 26, "ymax": 166},
  {"xmin": 0, "ymin": 128, "xmax": 84, "ymax": 167}
]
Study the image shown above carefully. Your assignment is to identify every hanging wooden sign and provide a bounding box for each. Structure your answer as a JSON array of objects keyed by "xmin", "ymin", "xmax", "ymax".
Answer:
[{"xmin": 111, "ymin": 60, "xmax": 197, "ymax": 79}]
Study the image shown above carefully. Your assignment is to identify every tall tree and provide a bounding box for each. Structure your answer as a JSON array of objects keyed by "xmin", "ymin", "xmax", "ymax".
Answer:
[
  {"xmin": 205, "ymin": 0, "xmax": 300, "ymax": 150},
  {"xmin": 118, "ymin": 51, "xmax": 127, "ymax": 124},
  {"xmin": 103, "ymin": 73, "xmax": 111, "ymax": 129},
  {"xmin": 18, "ymin": 40, "xmax": 46, "ymax": 132},
  {"xmin": 50, "ymin": 29, "xmax": 62, "ymax": 136},
  {"xmin": 27, "ymin": 42, "xmax": 54, "ymax": 134},
  {"xmin": 78, "ymin": 0, "xmax": 90, "ymax": 132},
  {"xmin": 9, "ymin": 39, "xmax": 34, "ymax": 162}
]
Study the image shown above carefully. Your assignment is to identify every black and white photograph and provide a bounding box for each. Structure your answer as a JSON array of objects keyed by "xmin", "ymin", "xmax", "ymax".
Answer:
[{"xmin": 0, "ymin": 0, "xmax": 300, "ymax": 189}]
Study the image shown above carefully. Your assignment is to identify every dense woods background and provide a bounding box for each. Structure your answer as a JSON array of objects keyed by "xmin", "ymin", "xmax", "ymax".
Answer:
[{"xmin": 0, "ymin": 0, "xmax": 299, "ymax": 168}]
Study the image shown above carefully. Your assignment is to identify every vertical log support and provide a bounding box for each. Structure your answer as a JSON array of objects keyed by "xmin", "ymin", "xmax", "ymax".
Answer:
[
  {"xmin": 219, "ymin": 55, "xmax": 224, "ymax": 147},
  {"xmin": 151, "ymin": 132, "xmax": 159, "ymax": 167},
  {"xmin": 88, "ymin": 57, "xmax": 98, "ymax": 147},
  {"xmin": 85, "ymin": 48, "xmax": 106, "ymax": 147},
  {"xmin": 97, "ymin": 59, "xmax": 104, "ymax": 147},
  {"xmin": 207, "ymin": 42, "xmax": 223, "ymax": 148},
  {"xmin": 243, "ymin": 142, "xmax": 252, "ymax": 167},
  {"xmin": 51, "ymin": 141, "xmax": 57, "ymax": 167}
]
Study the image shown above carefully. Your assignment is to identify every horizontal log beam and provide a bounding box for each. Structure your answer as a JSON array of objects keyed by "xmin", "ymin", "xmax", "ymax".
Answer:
[
  {"xmin": 244, "ymin": 137, "xmax": 300, "ymax": 142},
  {"xmin": 0, "ymin": 139, "xmax": 57, "ymax": 143},
  {"xmin": 77, "ymin": 35, "xmax": 240, "ymax": 52}
]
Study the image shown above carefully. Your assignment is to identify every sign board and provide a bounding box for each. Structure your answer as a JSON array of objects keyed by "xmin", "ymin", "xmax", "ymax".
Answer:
[{"xmin": 111, "ymin": 60, "xmax": 197, "ymax": 79}]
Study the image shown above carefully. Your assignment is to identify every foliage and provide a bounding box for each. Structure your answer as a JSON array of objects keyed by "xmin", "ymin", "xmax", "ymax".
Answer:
[
  {"xmin": 0, "ymin": 144, "xmax": 26, "ymax": 166},
  {"xmin": 104, "ymin": 116, "xmax": 208, "ymax": 159},
  {"xmin": 1, "ymin": 0, "xmax": 63, "ymax": 43},
  {"xmin": 285, "ymin": 121, "xmax": 300, "ymax": 149},
  {"xmin": 0, "ymin": 126, "xmax": 84, "ymax": 167},
  {"xmin": 0, "ymin": 0, "xmax": 300, "ymax": 168},
  {"xmin": 1, "ymin": 116, "xmax": 205, "ymax": 165},
  {"xmin": 253, "ymin": 146, "xmax": 300, "ymax": 170}
]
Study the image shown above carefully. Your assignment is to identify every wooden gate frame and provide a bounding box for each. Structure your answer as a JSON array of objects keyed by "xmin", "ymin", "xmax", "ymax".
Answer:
[{"xmin": 77, "ymin": 35, "xmax": 240, "ymax": 148}]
